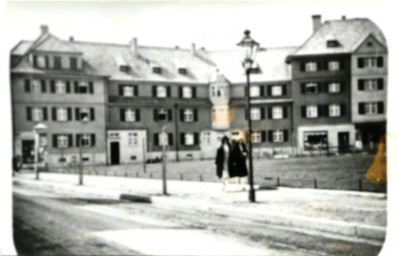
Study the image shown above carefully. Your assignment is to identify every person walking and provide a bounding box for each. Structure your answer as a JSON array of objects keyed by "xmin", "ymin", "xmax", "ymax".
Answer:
[
  {"xmin": 230, "ymin": 138, "xmax": 249, "ymax": 190},
  {"xmin": 215, "ymin": 136, "xmax": 231, "ymax": 191}
]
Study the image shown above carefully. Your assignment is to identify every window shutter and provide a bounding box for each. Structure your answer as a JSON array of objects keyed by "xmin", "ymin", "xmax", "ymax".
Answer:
[
  {"xmin": 26, "ymin": 107, "xmax": 32, "ymax": 121},
  {"xmin": 192, "ymin": 87, "xmax": 196, "ymax": 98},
  {"xmin": 341, "ymin": 104, "xmax": 346, "ymax": 116},
  {"xmin": 261, "ymin": 131, "xmax": 266, "ymax": 142},
  {"xmin": 153, "ymin": 109, "xmax": 158, "ymax": 121},
  {"xmin": 318, "ymin": 105, "xmax": 324, "ymax": 117},
  {"xmin": 282, "ymin": 84, "xmax": 287, "ymax": 96},
  {"xmin": 377, "ymin": 57, "xmax": 383, "ymax": 67},
  {"xmin": 33, "ymin": 55, "xmax": 37, "ymax": 67},
  {"xmin": 91, "ymin": 134, "xmax": 96, "ymax": 147},
  {"xmin": 340, "ymin": 60, "xmax": 345, "ymax": 70},
  {"xmin": 166, "ymin": 86, "xmax": 171, "ymax": 97},
  {"xmin": 65, "ymin": 81, "xmax": 71, "ymax": 93},
  {"xmin": 120, "ymin": 108, "xmax": 125, "ymax": 122},
  {"xmin": 283, "ymin": 106, "xmax": 288, "ymax": 118},
  {"xmin": 301, "ymin": 106, "xmax": 306, "ymax": 118},
  {"xmin": 135, "ymin": 109, "xmax": 140, "ymax": 121},
  {"xmin": 154, "ymin": 133, "xmax": 159, "ymax": 146},
  {"xmin": 68, "ymin": 134, "xmax": 73, "ymax": 147},
  {"xmin": 260, "ymin": 107, "xmax": 265, "ymax": 120},
  {"xmin": 268, "ymin": 130, "xmax": 273, "ymax": 142},
  {"xmin": 53, "ymin": 135, "xmax": 58, "ymax": 148},
  {"xmin": 283, "ymin": 130, "xmax": 289, "ymax": 142},
  {"xmin": 74, "ymin": 81, "xmax": 79, "ymax": 93},
  {"xmin": 267, "ymin": 85, "xmax": 272, "ymax": 96},
  {"xmin": 41, "ymin": 80, "xmax": 46, "ymax": 93},
  {"xmin": 75, "ymin": 108, "xmax": 80, "ymax": 121},
  {"xmin": 119, "ymin": 85, "xmax": 124, "ymax": 96},
  {"xmin": 76, "ymin": 134, "xmax": 81, "ymax": 147},
  {"xmin": 317, "ymin": 61, "xmax": 322, "ymax": 71},
  {"xmin": 168, "ymin": 109, "xmax": 173, "ymax": 121},
  {"xmin": 300, "ymin": 62, "xmax": 305, "ymax": 71},
  {"xmin": 317, "ymin": 82, "xmax": 323, "ymax": 93},
  {"xmin": 378, "ymin": 102, "xmax": 384, "ymax": 114},
  {"xmin": 90, "ymin": 108, "xmax": 95, "ymax": 121},
  {"xmin": 134, "ymin": 85, "xmax": 138, "ymax": 96},
  {"xmin": 24, "ymin": 80, "xmax": 31, "ymax": 92},
  {"xmin": 152, "ymin": 86, "xmax": 157, "ymax": 97},
  {"xmin": 377, "ymin": 79, "xmax": 384, "ymax": 90},
  {"xmin": 267, "ymin": 107, "xmax": 273, "ymax": 119},
  {"xmin": 180, "ymin": 109, "xmax": 184, "ymax": 122},
  {"xmin": 194, "ymin": 133, "xmax": 199, "ymax": 145},
  {"xmin": 42, "ymin": 107, "xmax": 47, "ymax": 120},
  {"xmin": 358, "ymin": 58, "xmax": 364, "ymax": 68},
  {"xmin": 260, "ymin": 86, "xmax": 265, "ymax": 97},
  {"xmin": 50, "ymin": 80, "xmax": 55, "ymax": 93},
  {"xmin": 179, "ymin": 87, "xmax": 183, "ymax": 98},
  {"xmin": 168, "ymin": 133, "xmax": 173, "ymax": 146},
  {"xmin": 52, "ymin": 107, "xmax": 57, "ymax": 121},
  {"xmin": 194, "ymin": 109, "xmax": 198, "ymax": 121},
  {"xmin": 340, "ymin": 82, "xmax": 345, "ymax": 93},
  {"xmin": 322, "ymin": 105, "xmax": 329, "ymax": 117},
  {"xmin": 300, "ymin": 83, "xmax": 306, "ymax": 94},
  {"xmin": 358, "ymin": 103, "xmax": 365, "ymax": 115},
  {"xmin": 358, "ymin": 79, "xmax": 364, "ymax": 91},
  {"xmin": 89, "ymin": 82, "xmax": 94, "ymax": 94},
  {"xmin": 180, "ymin": 133, "xmax": 185, "ymax": 146},
  {"xmin": 45, "ymin": 56, "xmax": 49, "ymax": 68},
  {"xmin": 67, "ymin": 107, "xmax": 72, "ymax": 121},
  {"xmin": 323, "ymin": 82, "xmax": 329, "ymax": 93}
]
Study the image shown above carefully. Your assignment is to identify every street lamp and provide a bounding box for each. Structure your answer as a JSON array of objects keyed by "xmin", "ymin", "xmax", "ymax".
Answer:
[
  {"xmin": 237, "ymin": 30, "xmax": 259, "ymax": 203},
  {"xmin": 79, "ymin": 112, "xmax": 89, "ymax": 185},
  {"xmin": 33, "ymin": 123, "xmax": 47, "ymax": 180}
]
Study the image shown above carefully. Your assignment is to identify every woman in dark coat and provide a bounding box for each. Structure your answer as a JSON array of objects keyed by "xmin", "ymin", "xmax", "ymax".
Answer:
[
  {"xmin": 229, "ymin": 139, "xmax": 248, "ymax": 178},
  {"xmin": 215, "ymin": 136, "xmax": 231, "ymax": 190}
]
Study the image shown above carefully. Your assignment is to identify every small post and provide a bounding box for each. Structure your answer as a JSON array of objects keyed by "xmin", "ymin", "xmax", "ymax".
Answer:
[
  {"xmin": 358, "ymin": 179, "xmax": 362, "ymax": 191},
  {"xmin": 142, "ymin": 138, "xmax": 147, "ymax": 173},
  {"xmin": 150, "ymin": 173, "xmax": 153, "ymax": 179},
  {"xmin": 125, "ymin": 171, "xmax": 127, "ymax": 177},
  {"xmin": 180, "ymin": 173, "xmax": 183, "ymax": 181},
  {"xmin": 277, "ymin": 177, "xmax": 280, "ymax": 186},
  {"xmin": 314, "ymin": 178, "xmax": 317, "ymax": 189},
  {"xmin": 200, "ymin": 174, "xmax": 203, "ymax": 182},
  {"xmin": 161, "ymin": 127, "xmax": 168, "ymax": 195},
  {"xmin": 136, "ymin": 172, "xmax": 139, "ymax": 178}
]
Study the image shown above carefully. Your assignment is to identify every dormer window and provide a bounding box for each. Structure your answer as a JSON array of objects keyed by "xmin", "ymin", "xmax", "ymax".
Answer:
[
  {"xmin": 326, "ymin": 40, "xmax": 339, "ymax": 47},
  {"xmin": 178, "ymin": 68, "xmax": 187, "ymax": 75},
  {"xmin": 153, "ymin": 66, "xmax": 162, "ymax": 74},
  {"xmin": 366, "ymin": 41, "xmax": 373, "ymax": 47},
  {"xmin": 120, "ymin": 65, "xmax": 130, "ymax": 72}
]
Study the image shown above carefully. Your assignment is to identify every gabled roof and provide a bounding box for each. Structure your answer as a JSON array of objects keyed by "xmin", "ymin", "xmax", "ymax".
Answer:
[
  {"xmin": 32, "ymin": 34, "xmax": 81, "ymax": 53},
  {"xmin": 288, "ymin": 18, "xmax": 387, "ymax": 60}
]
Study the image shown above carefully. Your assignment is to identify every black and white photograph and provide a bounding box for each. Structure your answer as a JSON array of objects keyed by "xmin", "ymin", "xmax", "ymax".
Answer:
[{"xmin": 1, "ymin": 0, "xmax": 397, "ymax": 255}]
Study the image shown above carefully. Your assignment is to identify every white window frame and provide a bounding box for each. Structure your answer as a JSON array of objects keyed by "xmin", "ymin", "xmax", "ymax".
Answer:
[
  {"xmin": 328, "ymin": 82, "xmax": 340, "ymax": 93},
  {"xmin": 272, "ymin": 106, "xmax": 283, "ymax": 120},
  {"xmin": 364, "ymin": 80, "xmax": 377, "ymax": 91},
  {"xmin": 123, "ymin": 85, "xmax": 134, "ymax": 97},
  {"xmin": 365, "ymin": 103, "xmax": 378, "ymax": 115},
  {"xmin": 32, "ymin": 80, "xmax": 41, "ymax": 93},
  {"xmin": 273, "ymin": 130, "xmax": 284, "ymax": 143},
  {"xmin": 305, "ymin": 62, "xmax": 317, "ymax": 72},
  {"xmin": 184, "ymin": 109, "xmax": 194, "ymax": 122},
  {"xmin": 81, "ymin": 134, "xmax": 91, "ymax": 147},
  {"xmin": 32, "ymin": 107, "xmax": 43, "ymax": 121},
  {"xmin": 271, "ymin": 85, "xmax": 282, "ymax": 96},
  {"xmin": 125, "ymin": 109, "xmax": 136, "ymax": 122},
  {"xmin": 57, "ymin": 135, "xmax": 68, "ymax": 148},
  {"xmin": 182, "ymin": 86, "xmax": 192, "ymax": 98},
  {"xmin": 306, "ymin": 105, "xmax": 318, "ymax": 118},
  {"xmin": 185, "ymin": 133, "xmax": 194, "ymax": 146},
  {"xmin": 56, "ymin": 80, "xmax": 66, "ymax": 94},
  {"xmin": 306, "ymin": 83, "xmax": 318, "ymax": 94},
  {"xmin": 250, "ymin": 85, "xmax": 260, "ymax": 97},
  {"xmin": 128, "ymin": 132, "xmax": 139, "ymax": 146},
  {"xmin": 364, "ymin": 57, "xmax": 377, "ymax": 68},
  {"xmin": 57, "ymin": 107, "xmax": 67, "ymax": 121},
  {"xmin": 252, "ymin": 131, "xmax": 261, "ymax": 143},
  {"xmin": 328, "ymin": 61, "xmax": 340, "ymax": 71},
  {"xmin": 37, "ymin": 55, "xmax": 46, "ymax": 68},
  {"xmin": 80, "ymin": 107, "xmax": 90, "ymax": 121},
  {"xmin": 329, "ymin": 104, "xmax": 341, "ymax": 117},
  {"xmin": 157, "ymin": 85, "xmax": 167, "ymax": 98},
  {"xmin": 250, "ymin": 108, "xmax": 261, "ymax": 121},
  {"xmin": 202, "ymin": 131, "xmax": 211, "ymax": 145},
  {"xmin": 78, "ymin": 82, "xmax": 89, "ymax": 94}
]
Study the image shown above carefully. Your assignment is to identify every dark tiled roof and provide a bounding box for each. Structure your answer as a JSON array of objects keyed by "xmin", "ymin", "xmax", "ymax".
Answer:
[{"xmin": 289, "ymin": 18, "xmax": 387, "ymax": 58}]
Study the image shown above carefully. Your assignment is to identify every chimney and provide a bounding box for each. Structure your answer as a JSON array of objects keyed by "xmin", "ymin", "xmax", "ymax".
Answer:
[
  {"xmin": 40, "ymin": 25, "xmax": 49, "ymax": 35},
  {"xmin": 130, "ymin": 37, "xmax": 138, "ymax": 57},
  {"xmin": 312, "ymin": 15, "xmax": 322, "ymax": 33},
  {"xmin": 69, "ymin": 36, "xmax": 74, "ymax": 42},
  {"xmin": 191, "ymin": 43, "xmax": 196, "ymax": 56}
]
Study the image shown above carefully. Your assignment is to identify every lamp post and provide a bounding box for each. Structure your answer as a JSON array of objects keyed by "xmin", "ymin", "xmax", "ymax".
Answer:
[
  {"xmin": 33, "ymin": 123, "xmax": 47, "ymax": 180},
  {"xmin": 79, "ymin": 113, "xmax": 89, "ymax": 185},
  {"xmin": 237, "ymin": 30, "xmax": 259, "ymax": 203}
]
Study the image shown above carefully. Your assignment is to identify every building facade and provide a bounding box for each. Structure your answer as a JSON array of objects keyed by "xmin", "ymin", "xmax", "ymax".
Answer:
[{"xmin": 10, "ymin": 15, "xmax": 387, "ymax": 167}]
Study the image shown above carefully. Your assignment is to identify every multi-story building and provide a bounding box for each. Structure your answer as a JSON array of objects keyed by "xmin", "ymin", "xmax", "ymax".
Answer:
[{"xmin": 10, "ymin": 15, "xmax": 387, "ymax": 167}]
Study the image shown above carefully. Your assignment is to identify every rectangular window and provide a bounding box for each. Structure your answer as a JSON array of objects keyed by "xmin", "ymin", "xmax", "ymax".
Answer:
[
  {"xmin": 157, "ymin": 85, "xmax": 167, "ymax": 98},
  {"xmin": 56, "ymin": 80, "xmax": 66, "ymax": 94},
  {"xmin": 364, "ymin": 80, "xmax": 377, "ymax": 91},
  {"xmin": 250, "ymin": 85, "xmax": 260, "ymax": 97},
  {"xmin": 252, "ymin": 131, "xmax": 261, "ymax": 143},
  {"xmin": 271, "ymin": 85, "xmax": 283, "ymax": 96},
  {"xmin": 178, "ymin": 68, "xmax": 187, "ymax": 75},
  {"xmin": 32, "ymin": 107, "xmax": 43, "ymax": 121},
  {"xmin": 202, "ymin": 132, "xmax": 211, "ymax": 145},
  {"xmin": 37, "ymin": 56, "xmax": 46, "ymax": 68},
  {"xmin": 185, "ymin": 133, "xmax": 194, "ymax": 146},
  {"xmin": 273, "ymin": 130, "xmax": 284, "ymax": 143},
  {"xmin": 182, "ymin": 86, "xmax": 192, "ymax": 98},
  {"xmin": 153, "ymin": 66, "xmax": 162, "ymax": 74},
  {"xmin": 305, "ymin": 83, "xmax": 318, "ymax": 94},
  {"xmin": 365, "ymin": 102, "xmax": 378, "ymax": 115},
  {"xmin": 272, "ymin": 106, "xmax": 283, "ymax": 120},
  {"xmin": 54, "ymin": 56, "xmax": 62, "ymax": 69},
  {"xmin": 123, "ymin": 85, "xmax": 134, "ymax": 97},
  {"xmin": 57, "ymin": 108, "xmax": 67, "ymax": 121},
  {"xmin": 57, "ymin": 135, "xmax": 69, "ymax": 148},
  {"xmin": 328, "ymin": 61, "xmax": 340, "ymax": 71},
  {"xmin": 155, "ymin": 108, "xmax": 171, "ymax": 121},
  {"xmin": 184, "ymin": 109, "xmax": 194, "ymax": 122},
  {"xmin": 125, "ymin": 109, "xmax": 136, "ymax": 122},
  {"xmin": 358, "ymin": 57, "xmax": 383, "ymax": 68},
  {"xmin": 250, "ymin": 108, "xmax": 261, "ymax": 121},
  {"xmin": 329, "ymin": 104, "xmax": 341, "ymax": 117},
  {"xmin": 78, "ymin": 82, "xmax": 88, "ymax": 94},
  {"xmin": 305, "ymin": 62, "xmax": 317, "ymax": 72},
  {"xmin": 32, "ymin": 80, "xmax": 41, "ymax": 93},
  {"xmin": 70, "ymin": 57, "xmax": 78, "ymax": 70},
  {"xmin": 128, "ymin": 133, "xmax": 139, "ymax": 146},
  {"xmin": 328, "ymin": 82, "xmax": 340, "ymax": 93},
  {"xmin": 304, "ymin": 131, "xmax": 328, "ymax": 150},
  {"xmin": 306, "ymin": 105, "xmax": 318, "ymax": 118},
  {"xmin": 81, "ymin": 134, "xmax": 91, "ymax": 147}
]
